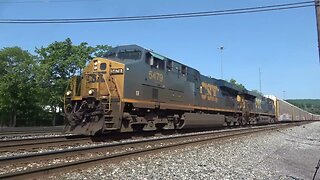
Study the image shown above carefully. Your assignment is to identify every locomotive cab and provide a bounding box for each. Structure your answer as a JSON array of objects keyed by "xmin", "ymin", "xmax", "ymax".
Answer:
[{"xmin": 64, "ymin": 45, "xmax": 168, "ymax": 135}]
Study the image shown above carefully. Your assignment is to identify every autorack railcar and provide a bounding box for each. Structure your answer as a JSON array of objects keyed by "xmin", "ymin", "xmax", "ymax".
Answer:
[{"xmin": 266, "ymin": 95, "xmax": 315, "ymax": 122}]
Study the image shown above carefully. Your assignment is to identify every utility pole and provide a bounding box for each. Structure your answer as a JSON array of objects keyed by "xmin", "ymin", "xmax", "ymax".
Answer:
[
  {"xmin": 315, "ymin": 0, "xmax": 320, "ymax": 63},
  {"xmin": 259, "ymin": 68, "xmax": 262, "ymax": 93},
  {"xmin": 218, "ymin": 46, "xmax": 224, "ymax": 79}
]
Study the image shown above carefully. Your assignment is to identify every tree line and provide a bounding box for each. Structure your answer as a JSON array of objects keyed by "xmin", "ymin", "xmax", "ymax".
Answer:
[
  {"xmin": 286, "ymin": 99, "xmax": 320, "ymax": 115},
  {"xmin": 0, "ymin": 38, "xmax": 111, "ymax": 127}
]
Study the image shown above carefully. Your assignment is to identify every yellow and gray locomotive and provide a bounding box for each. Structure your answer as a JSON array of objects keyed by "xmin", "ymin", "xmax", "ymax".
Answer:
[{"xmin": 64, "ymin": 45, "xmax": 280, "ymax": 135}]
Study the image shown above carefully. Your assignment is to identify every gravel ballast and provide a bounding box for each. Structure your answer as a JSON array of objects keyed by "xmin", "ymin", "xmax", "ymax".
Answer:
[{"xmin": 49, "ymin": 122, "xmax": 320, "ymax": 180}]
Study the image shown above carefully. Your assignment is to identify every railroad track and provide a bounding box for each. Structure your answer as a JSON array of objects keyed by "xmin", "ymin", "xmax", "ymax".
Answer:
[
  {"xmin": 0, "ymin": 131, "xmax": 62, "ymax": 137},
  {"xmin": 0, "ymin": 135, "xmax": 92, "ymax": 153},
  {"xmin": 0, "ymin": 126, "xmax": 64, "ymax": 136},
  {"xmin": 0, "ymin": 122, "xmax": 307, "ymax": 180}
]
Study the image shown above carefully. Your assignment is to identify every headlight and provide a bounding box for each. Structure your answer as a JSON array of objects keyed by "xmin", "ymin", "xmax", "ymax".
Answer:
[
  {"xmin": 88, "ymin": 89, "xmax": 94, "ymax": 95},
  {"xmin": 94, "ymin": 61, "xmax": 98, "ymax": 66},
  {"xmin": 66, "ymin": 91, "xmax": 72, "ymax": 96}
]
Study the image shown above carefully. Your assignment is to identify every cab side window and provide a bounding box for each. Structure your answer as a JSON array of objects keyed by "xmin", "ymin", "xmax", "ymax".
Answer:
[
  {"xmin": 146, "ymin": 53, "xmax": 164, "ymax": 70},
  {"xmin": 167, "ymin": 60, "xmax": 173, "ymax": 71},
  {"xmin": 181, "ymin": 65, "xmax": 187, "ymax": 75}
]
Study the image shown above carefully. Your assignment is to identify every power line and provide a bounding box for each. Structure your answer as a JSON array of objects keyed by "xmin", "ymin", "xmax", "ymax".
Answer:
[
  {"xmin": 0, "ymin": 1, "xmax": 315, "ymax": 24},
  {"xmin": 2, "ymin": 1, "xmax": 314, "ymax": 21},
  {"xmin": 0, "ymin": 0, "xmax": 101, "ymax": 4}
]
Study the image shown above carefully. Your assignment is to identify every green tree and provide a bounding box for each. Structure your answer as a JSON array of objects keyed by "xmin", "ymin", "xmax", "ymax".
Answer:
[
  {"xmin": 252, "ymin": 90, "xmax": 263, "ymax": 96},
  {"xmin": 35, "ymin": 38, "xmax": 107, "ymax": 125},
  {"xmin": 0, "ymin": 47, "xmax": 38, "ymax": 127},
  {"xmin": 94, "ymin": 45, "xmax": 112, "ymax": 57},
  {"xmin": 286, "ymin": 99, "xmax": 320, "ymax": 115},
  {"xmin": 0, "ymin": 39, "xmax": 112, "ymax": 127},
  {"xmin": 229, "ymin": 78, "xmax": 245, "ymax": 89}
]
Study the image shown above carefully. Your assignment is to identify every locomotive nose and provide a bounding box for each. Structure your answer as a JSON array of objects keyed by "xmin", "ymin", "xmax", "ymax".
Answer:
[{"xmin": 63, "ymin": 58, "xmax": 125, "ymax": 135}]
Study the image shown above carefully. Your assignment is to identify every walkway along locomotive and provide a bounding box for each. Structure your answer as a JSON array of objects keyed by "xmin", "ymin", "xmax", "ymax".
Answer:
[{"xmin": 63, "ymin": 45, "xmax": 316, "ymax": 135}]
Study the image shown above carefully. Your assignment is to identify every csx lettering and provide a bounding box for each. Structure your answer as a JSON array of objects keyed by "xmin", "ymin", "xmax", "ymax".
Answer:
[
  {"xmin": 86, "ymin": 74, "xmax": 105, "ymax": 83},
  {"xmin": 148, "ymin": 71, "xmax": 164, "ymax": 82},
  {"xmin": 255, "ymin": 99, "xmax": 262, "ymax": 109},
  {"xmin": 201, "ymin": 82, "xmax": 219, "ymax": 102}
]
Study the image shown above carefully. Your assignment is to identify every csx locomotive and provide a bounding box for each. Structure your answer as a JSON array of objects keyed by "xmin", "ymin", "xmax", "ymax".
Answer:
[{"xmin": 64, "ymin": 45, "xmax": 319, "ymax": 135}]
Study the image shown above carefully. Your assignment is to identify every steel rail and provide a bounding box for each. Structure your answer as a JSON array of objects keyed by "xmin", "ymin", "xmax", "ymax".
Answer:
[
  {"xmin": 0, "ymin": 126, "xmax": 63, "ymax": 136},
  {"xmin": 0, "ymin": 122, "xmax": 306, "ymax": 180},
  {"xmin": 0, "ymin": 132, "xmax": 62, "ymax": 137},
  {"xmin": 0, "ymin": 136, "xmax": 91, "ymax": 152}
]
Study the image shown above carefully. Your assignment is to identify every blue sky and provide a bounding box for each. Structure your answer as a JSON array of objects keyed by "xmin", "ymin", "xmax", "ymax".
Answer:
[{"xmin": 0, "ymin": 0, "xmax": 319, "ymax": 99}]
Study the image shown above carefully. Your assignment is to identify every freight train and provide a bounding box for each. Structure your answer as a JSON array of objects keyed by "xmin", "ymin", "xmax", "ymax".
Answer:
[
  {"xmin": 266, "ymin": 95, "xmax": 320, "ymax": 121},
  {"xmin": 63, "ymin": 45, "xmax": 320, "ymax": 135}
]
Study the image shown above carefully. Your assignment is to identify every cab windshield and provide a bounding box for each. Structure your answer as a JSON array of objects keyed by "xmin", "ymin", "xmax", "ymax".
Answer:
[{"xmin": 104, "ymin": 50, "xmax": 142, "ymax": 60}]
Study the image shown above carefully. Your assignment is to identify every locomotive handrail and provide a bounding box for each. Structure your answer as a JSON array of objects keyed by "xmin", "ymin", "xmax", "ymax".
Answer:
[
  {"xmin": 113, "ymin": 78, "xmax": 122, "ymax": 112},
  {"xmin": 113, "ymin": 78, "xmax": 121, "ymax": 99},
  {"xmin": 103, "ymin": 73, "xmax": 112, "ymax": 112},
  {"xmin": 97, "ymin": 74, "xmax": 101, "ymax": 97}
]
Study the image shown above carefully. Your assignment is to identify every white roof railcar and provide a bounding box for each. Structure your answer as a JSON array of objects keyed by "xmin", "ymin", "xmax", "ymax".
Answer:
[{"xmin": 265, "ymin": 95, "xmax": 314, "ymax": 121}]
